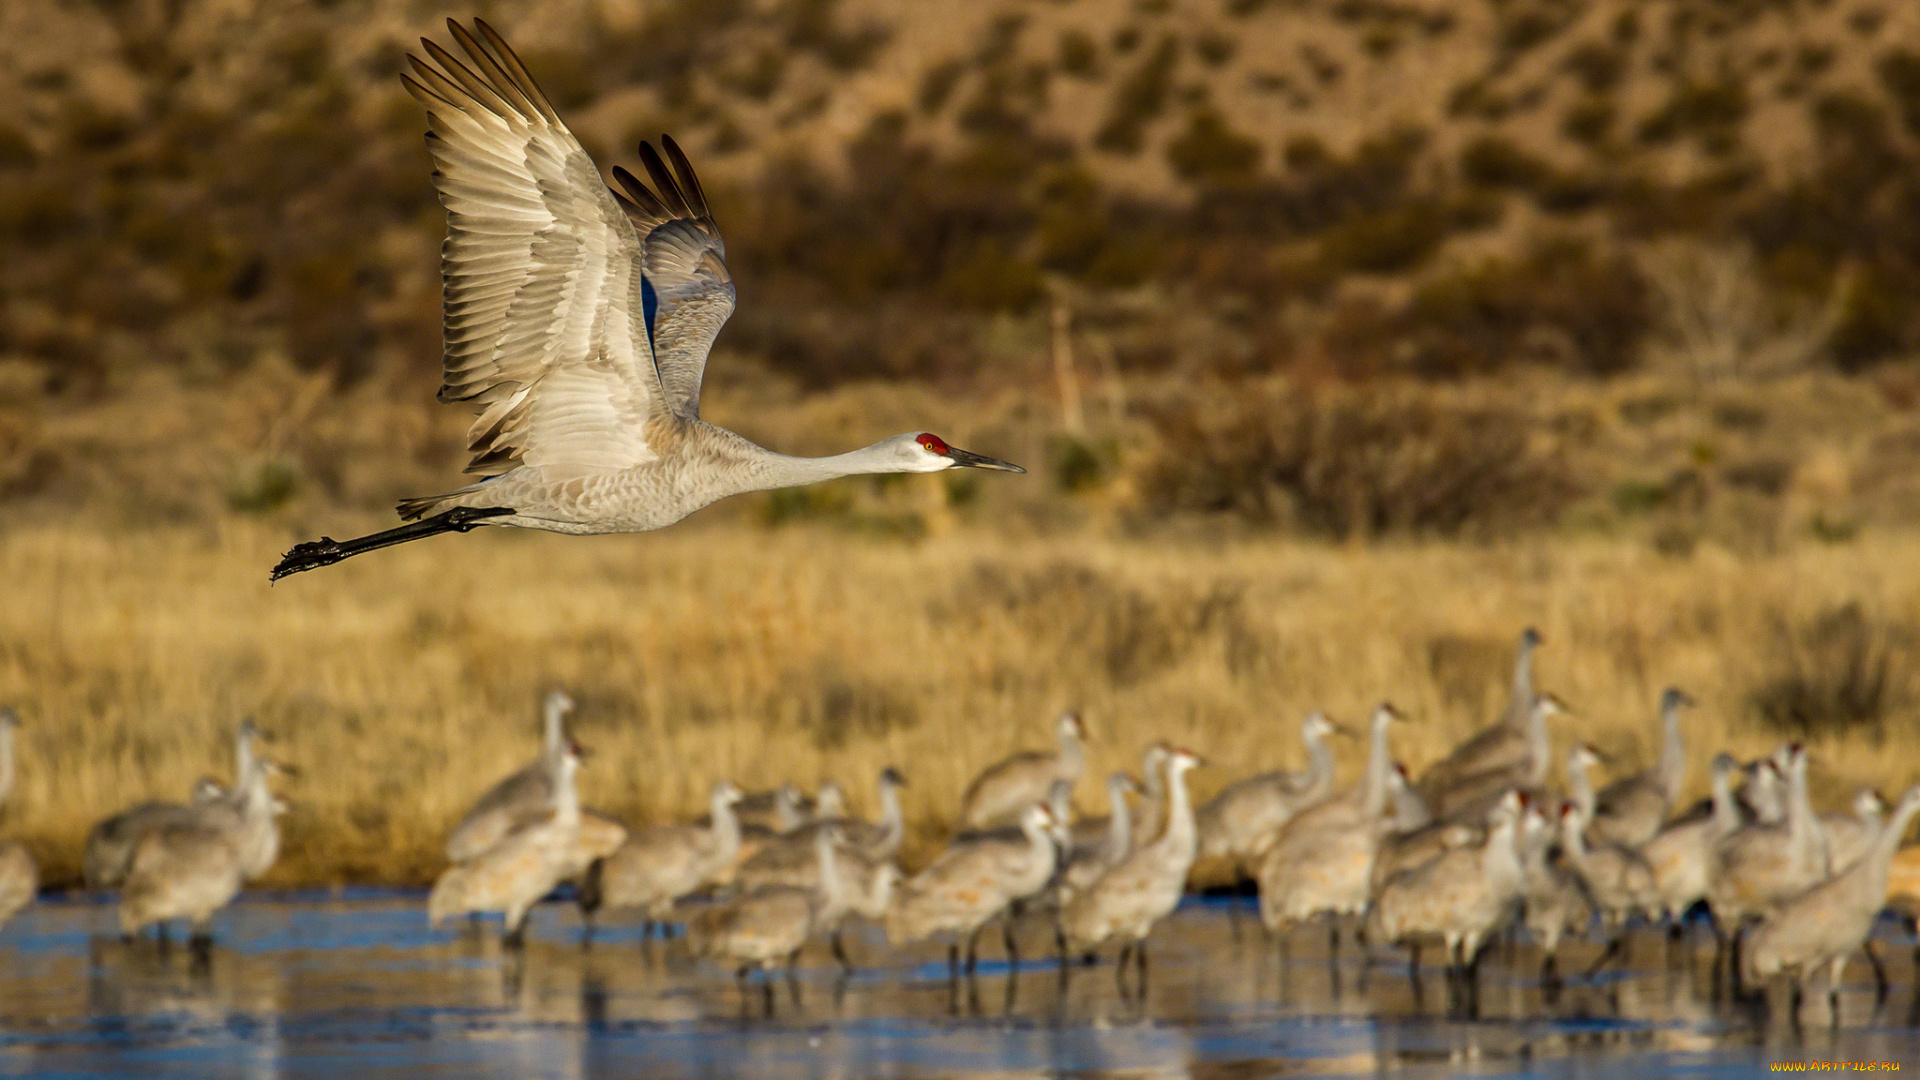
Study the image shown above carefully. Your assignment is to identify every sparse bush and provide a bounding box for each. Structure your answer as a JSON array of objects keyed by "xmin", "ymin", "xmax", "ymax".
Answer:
[
  {"xmin": 1166, "ymin": 109, "xmax": 1262, "ymax": 182},
  {"xmin": 1637, "ymin": 78, "xmax": 1749, "ymax": 145},
  {"xmin": 1875, "ymin": 48, "xmax": 1920, "ymax": 136},
  {"xmin": 1095, "ymin": 35, "xmax": 1179, "ymax": 154},
  {"xmin": 918, "ymin": 59, "xmax": 965, "ymax": 114},
  {"xmin": 1459, "ymin": 136, "xmax": 1551, "ymax": 188},
  {"xmin": 1750, "ymin": 603, "xmax": 1904, "ymax": 741},
  {"xmin": 1057, "ymin": 29, "xmax": 1099, "ymax": 78},
  {"xmin": 1139, "ymin": 383, "xmax": 1583, "ymax": 538}
]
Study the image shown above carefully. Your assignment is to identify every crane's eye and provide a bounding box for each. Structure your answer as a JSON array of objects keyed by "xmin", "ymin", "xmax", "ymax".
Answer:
[{"xmin": 917, "ymin": 433, "xmax": 950, "ymax": 455}]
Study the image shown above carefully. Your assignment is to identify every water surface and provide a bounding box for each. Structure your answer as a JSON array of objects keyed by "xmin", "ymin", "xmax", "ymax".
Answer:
[{"xmin": 0, "ymin": 893, "xmax": 1913, "ymax": 1078}]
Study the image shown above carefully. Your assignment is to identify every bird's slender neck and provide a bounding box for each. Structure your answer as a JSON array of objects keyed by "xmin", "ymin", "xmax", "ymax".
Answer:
[
  {"xmin": 1057, "ymin": 724, "xmax": 1084, "ymax": 777},
  {"xmin": 236, "ymin": 729, "xmax": 256, "ymax": 791},
  {"xmin": 1507, "ymin": 640, "xmax": 1537, "ymax": 726},
  {"xmin": 1568, "ymin": 755, "xmax": 1595, "ymax": 821},
  {"xmin": 726, "ymin": 440, "xmax": 910, "ymax": 496},
  {"xmin": 710, "ymin": 791, "xmax": 741, "ymax": 857},
  {"xmin": 552, "ymin": 760, "xmax": 580, "ymax": 826},
  {"xmin": 1391, "ymin": 777, "xmax": 1432, "ymax": 832},
  {"xmin": 877, "ymin": 781, "xmax": 903, "ymax": 853},
  {"xmin": 1304, "ymin": 723, "xmax": 1333, "ymax": 790},
  {"xmin": 1867, "ymin": 796, "xmax": 1920, "ymax": 878},
  {"xmin": 1162, "ymin": 762, "xmax": 1197, "ymax": 854},
  {"xmin": 1657, "ymin": 703, "xmax": 1685, "ymax": 803},
  {"xmin": 542, "ymin": 699, "xmax": 567, "ymax": 761},
  {"xmin": 1524, "ymin": 704, "xmax": 1552, "ymax": 786},
  {"xmin": 815, "ymin": 829, "xmax": 841, "ymax": 906},
  {"xmin": 1361, "ymin": 715, "xmax": 1392, "ymax": 818},
  {"xmin": 1107, "ymin": 779, "xmax": 1132, "ymax": 856}
]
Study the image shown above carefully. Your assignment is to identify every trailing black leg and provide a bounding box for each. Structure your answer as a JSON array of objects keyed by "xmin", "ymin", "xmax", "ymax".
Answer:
[{"xmin": 270, "ymin": 506, "xmax": 515, "ymax": 581}]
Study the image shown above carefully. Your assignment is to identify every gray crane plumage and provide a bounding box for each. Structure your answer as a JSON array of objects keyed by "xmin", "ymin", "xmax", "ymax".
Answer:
[{"xmin": 270, "ymin": 20, "xmax": 1018, "ymax": 581}]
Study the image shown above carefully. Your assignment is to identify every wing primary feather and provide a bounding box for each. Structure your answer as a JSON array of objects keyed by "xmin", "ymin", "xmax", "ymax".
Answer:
[
  {"xmin": 399, "ymin": 72, "xmax": 458, "ymax": 110},
  {"xmin": 611, "ymin": 165, "xmax": 671, "ymax": 219},
  {"xmin": 444, "ymin": 19, "xmax": 538, "ymax": 120},
  {"xmin": 660, "ymin": 134, "xmax": 711, "ymax": 220},
  {"xmin": 407, "ymin": 53, "xmax": 477, "ymax": 113},
  {"xmin": 637, "ymin": 142, "xmax": 690, "ymax": 218},
  {"xmin": 471, "ymin": 18, "xmax": 561, "ymax": 125},
  {"xmin": 419, "ymin": 38, "xmax": 516, "ymax": 118}
]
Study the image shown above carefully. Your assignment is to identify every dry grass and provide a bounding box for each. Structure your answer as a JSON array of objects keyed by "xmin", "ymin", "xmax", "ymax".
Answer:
[{"xmin": 1, "ymin": 515, "xmax": 1913, "ymax": 888}]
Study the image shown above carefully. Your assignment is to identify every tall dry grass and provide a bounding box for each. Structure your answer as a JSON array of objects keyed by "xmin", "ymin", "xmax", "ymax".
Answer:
[{"xmin": 0, "ymin": 516, "xmax": 1913, "ymax": 887}]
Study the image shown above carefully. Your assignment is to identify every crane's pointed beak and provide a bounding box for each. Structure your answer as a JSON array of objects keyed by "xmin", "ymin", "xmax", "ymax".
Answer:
[{"xmin": 947, "ymin": 446, "xmax": 1025, "ymax": 473}]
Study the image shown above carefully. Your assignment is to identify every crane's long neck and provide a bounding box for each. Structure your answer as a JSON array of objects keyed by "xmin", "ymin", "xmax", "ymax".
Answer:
[
  {"xmin": 1785, "ymin": 758, "xmax": 1824, "ymax": 874},
  {"xmin": 1506, "ymin": 637, "xmax": 1537, "ymax": 728},
  {"xmin": 1568, "ymin": 755, "xmax": 1596, "ymax": 823},
  {"xmin": 1524, "ymin": 703, "xmax": 1552, "ymax": 787},
  {"xmin": 710, "ymin": 790, "xmax": 741, "ymax": 862},
  {"xmin": 1058, "ymin": 724, "xmax": 1085, "ymax": 780},
  {"xmin": 542, "ymin": 697, "xmax": 567, "ymax": 762},
  {"xmin": 1360, "ymin": 714, "xmax": 1392, "ymax": 819},
  {"xmin": 236, "ymin": 727, "xmax": 256, "ymax": 791},
  {"xmin": 1865, "ymin": 795, "xmax": 1920, "ymax": 884},
  {"xmin": 815, "ymin": 829, "xmax": 842, "ymax": 909},
  {"xmin": 1161, "ymin": 762, "xmax": 1197, "ymax": 860},
  {"xmin": 552, "ymin": 758, "xmax": 580, "ymax": 827},
  {"xmin": 1656, "ymin": 703, "xmax": 1685, "ymax": 805},
  {"xmin": 877, "ymin": 780, "xmax": 903, "ymax": 857},
  {"xmin": 1107, "ymin": 778, "xmax": 1132, "ymax": 857},
  {"xmin": 725, "ymin": 440, "xmax": 912, "ymax": 496},
  {"xmin": 1303, "ymin": 722, "xmax": 1333, "ymax": 793}
]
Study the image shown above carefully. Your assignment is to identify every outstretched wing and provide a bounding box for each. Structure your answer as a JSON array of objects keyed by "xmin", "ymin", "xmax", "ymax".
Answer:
[
  {"xmin": 402, "ymin": 19, "xmax": 666, "ymax": 475},
  {"xmin": 610, "ymin": 137, "xmax": 735, "ymax": 420}
]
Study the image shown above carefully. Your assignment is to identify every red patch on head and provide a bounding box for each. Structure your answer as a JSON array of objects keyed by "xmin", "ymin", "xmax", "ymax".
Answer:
[{"xmin": 917, "ymin": 433, "xmax": 950, "ymax": 455}]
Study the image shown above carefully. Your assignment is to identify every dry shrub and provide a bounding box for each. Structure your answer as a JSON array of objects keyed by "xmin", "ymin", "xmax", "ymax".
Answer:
[
  {"xmin": 938, "ymin": 562, "xmax": 1254, "ymax": 686},
  {"xmin": 1749, "ymin": 602, "xmax": 1907, "ymax": 741},
  {"xmin": 1139, "ymin": 382, "xmax": 1582, "ymax": 539}
]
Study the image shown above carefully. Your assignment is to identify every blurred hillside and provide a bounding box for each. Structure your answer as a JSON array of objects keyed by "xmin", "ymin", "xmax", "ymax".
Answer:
[{"xmin": 4, "ymin": 0, "xmax": 1920, "ymax": 545}]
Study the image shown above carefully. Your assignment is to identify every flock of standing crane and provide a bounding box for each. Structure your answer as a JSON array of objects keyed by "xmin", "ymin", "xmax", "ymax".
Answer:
[{"xmin": 0, "ymin": 627, "xmax": 1912, "ymax": 1021}]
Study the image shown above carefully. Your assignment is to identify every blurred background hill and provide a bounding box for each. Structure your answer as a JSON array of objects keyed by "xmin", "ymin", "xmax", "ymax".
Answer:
[{"xmin": 1, "ymin": 0, "xmax": 1918, "ymax": 884}]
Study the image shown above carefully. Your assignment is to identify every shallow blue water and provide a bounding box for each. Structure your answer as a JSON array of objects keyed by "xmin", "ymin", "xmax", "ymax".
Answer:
[{"xmin": 0, "ymin": 895, "xmax": 1912, "ymax": 1078}]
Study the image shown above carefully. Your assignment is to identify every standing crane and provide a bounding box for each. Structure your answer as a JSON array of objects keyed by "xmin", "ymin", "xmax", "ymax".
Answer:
[
  {"xmin": 1709, "ymin": 743, "xmax": 1829, "ymax": 983},
  {"xmin": 1256, "ymin": 703, "xmax": 1403, "ymax": 954},
  {"xmin": 1586, "ymin": 688, "xmax": 1692, "ymax": 849},
  {"xmin": 1558, "ymin": 797, "xmax": 1658, "ymax": 974},
  {"xmin": 1196, "ymin": 713, "xmax": 1343, "ymax": 866},
  {"xmin": 959, "ymin": 712, "xmax": 1087, "ymax": 829},
  {"xmin": 1369, "ymin": 791, "xmax": 1527, "ymax": 1010},
  {"xmin": 582, "ymin": 781, "xmax": 742, "ymax": 942},
  {"xmin": 427, "ymin": 740, "xmax": 587, "ymax": 947},
  {"xmin": 1415, "ymin": 628, "xmax": 1542, "ymax": 803},
  {"xmin": 1642, "ymin": 752, "xmax": 1742, "ymax": 941},
  {"xmin": 0, "ymin": 712, "xmax": 36, "ymax": 930},
  {"xmin": 86, "ymin": 721, "xmax": 259, "ymax": 890},
  {"xmin": 269, "ymin": 19, "xmax": 1020, "ymax": 581},
  {"xmin": 444, "ymin": 689, "xmax": 576, "ymax": 864},
  {"xmin": 690, "ymin": 826, "xmax": 847, "ymax": 1011},
  {"xmin": 1058, "ymin": 749, "xmax": 1203, "ymax": 983},
  {"xmin": 118, "ymin": 749, "xmax": 287, "ymax": 955},
  {"xmin": 886, "ymin": 803, "xmax": 1058, "ymax": 978},
  {"xmin": 1745, "ymin": 785, "xmax": 1920, "ymax": 1020}
]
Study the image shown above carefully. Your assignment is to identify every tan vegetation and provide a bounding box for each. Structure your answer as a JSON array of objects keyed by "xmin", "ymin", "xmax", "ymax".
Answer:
[
  {"xmin": 3, "ymin": 1, "xmax": 1919, "ymax": 888},
  {"xmin": 1, "ymin": 488, "xmax": 1915, "ymax": 887}
]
